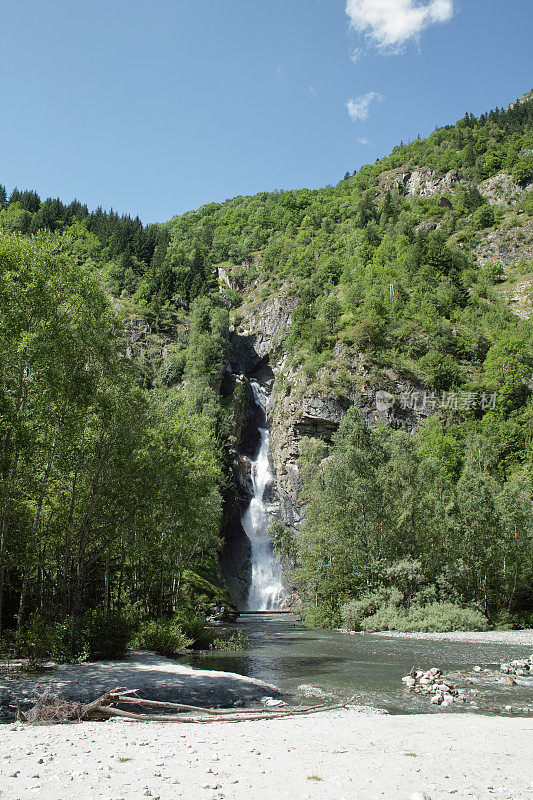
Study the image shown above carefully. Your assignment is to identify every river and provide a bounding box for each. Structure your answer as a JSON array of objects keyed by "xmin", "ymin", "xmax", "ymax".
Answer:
[{"xmin": 182, "ymin": 613, "xmax": 533, "ymax": 716}]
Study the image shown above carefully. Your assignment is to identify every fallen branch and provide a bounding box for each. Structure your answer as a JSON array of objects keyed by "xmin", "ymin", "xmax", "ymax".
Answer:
[
  {"xmin": 91, "ymin": 698, "xmax": 356, "ymax": 724},
  {"xmin": 20, "ymin": 687, "xmax": 358, "ymax": 725}
]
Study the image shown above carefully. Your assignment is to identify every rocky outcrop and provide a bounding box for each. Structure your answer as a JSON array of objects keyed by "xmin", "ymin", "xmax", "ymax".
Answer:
[
  {"xmin": 479, "ymin": 171, "xmax": 530, "ymax": 206},
  {"xmin": 499, "ymin": 278, "xmax": 533, "ymax": 320},
  {"xmin": 474, "ymin": 218, "xmax": 533, "ymax": 267},
  {"xmin": 218, "ymin": 256, "xmax": 262, "ymax": 295},
  {"xmin": 270, "ymin": 388, "xmax": 347, "ymax": 526},
  {"xmin": 402, "ymin": 169, "xmax": 460, "ymax": 198},
  {"xmin": 269, "ymin": 346, "xmax": 433, "ymax": 528},
  {"xmin": 231, "ymin": 293, "xmax": 298, "ymax": 374},
  {"xmin": 377, "ymin": 168, "xmax": 460, "ymax": 201}
]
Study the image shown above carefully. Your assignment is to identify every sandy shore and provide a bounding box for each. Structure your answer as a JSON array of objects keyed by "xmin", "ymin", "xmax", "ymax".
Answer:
[{"xmin": 1, "ymin": 709, "xmax": 531, "ymax": 800}]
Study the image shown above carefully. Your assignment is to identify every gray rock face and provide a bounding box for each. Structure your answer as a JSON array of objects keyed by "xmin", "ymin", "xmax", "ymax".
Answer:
[
  {"xmin": 479, "ymin": 171, "xmax": 531, "ymax": 206},
  {"xmin": 377, "ymin": 168, "xmax": 460, "ymax": 200},
  {"xmin": 402, "ymin": 169, "xmax": 460, "ymax": 198},
  {"xmin": 231, "ymin": 293, "xmax": 297, "ymax": 374},
  {"xmin": 269, "ymin": 348, "xmax": 431, "ymax": 528},
  {"xmin": 474, "ymin": 218, "xmax": 533, "ymax": 267},
  {"xmin": 270, "ymin": 387, "xmax": 349, "ymax": 526}
]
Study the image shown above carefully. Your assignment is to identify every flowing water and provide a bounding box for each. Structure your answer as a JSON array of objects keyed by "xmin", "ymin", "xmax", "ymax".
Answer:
[
  {"xmin": 241, "ymin": 381, "xmax": 285, "ymax": 611},
  {"xmin": 183, "ymin": 614, "xmax": 533, "ymax": 716},
  {"xmin": 222, "ymin": 381, "xmax": 533, "ymax": 714}
]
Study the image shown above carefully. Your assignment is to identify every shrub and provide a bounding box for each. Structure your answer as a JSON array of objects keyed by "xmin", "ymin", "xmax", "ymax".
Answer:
[
  {"xmin": 417, "ymin": 350, "xmax": 460, "ymax": 391},
  {"xmin": 82, "ymin": 610, "xmax": 136, "ymax": 660},
  {"xmin": 512, "ymin": 156, "xmax": 533, "ymax": 186},
  {"xmin": 359, "ymin": 604, "xmax": 407, "ymax": 632},
  {"xmin": 341, "ymin": 591, "xmax": 388, "ymax": 630},
  {"xmin": 10, "ymin": 614, "xmax": 83, "ymax": 664},
  {"xmin": 473, "ymin": 204, "xmax": 495, "ymax": 229},
  {"xmin": 211, "ymin": 630, "xmax": 248, "ymax": 650},
  {"xmin": 301, "ymin": 605, "xmax": 339, "ymax": 629},
  {"xmin": 172, "ymin": 612, "xmax": 217, "ymax": 649},
  {"xmin": 133, "ymin": 620, "xmax": 192, "ymax": 656},
  {"xmin": 10, "ymin": 610, "xmax": 135, "ymax": 663},
  {"xmin": 360, "ymin": 602, "xmax": 488, "ymax": 632}
]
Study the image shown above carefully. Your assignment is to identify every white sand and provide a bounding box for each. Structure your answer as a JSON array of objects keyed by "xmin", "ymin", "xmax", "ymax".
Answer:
[{"xmin": 1, "ymin": 710, "xmax": 531, "ymax": 800}]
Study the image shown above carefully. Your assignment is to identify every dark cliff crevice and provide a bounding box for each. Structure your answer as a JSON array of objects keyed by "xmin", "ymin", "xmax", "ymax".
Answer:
[{"xmin": 219, "ymin": 335, "xmax": 276, "ymax": 607}]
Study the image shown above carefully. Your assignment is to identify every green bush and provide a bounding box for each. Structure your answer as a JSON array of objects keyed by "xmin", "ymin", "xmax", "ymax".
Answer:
[
  {"xmin": 133, "ymin": 620, "xmax": 193, "ymax": 655},
  {"xmin": 340, "ymin": 591, "xmax": 388, "ymax": 630},
  {"xmin": 301, "ymin": 605, "xmax": 339, "ymax": 629},
  {"xmin": 10, "ymin": 610, "xmax": 135, "ymax": 663},
  {"xmin": 360, "ymin": 602, "xmax": 489, "ymax": 632},
  {"xmin": 358, "ymin": 604, "xmax": 407, "ymax": 632},
  {"xmin": 512, "ymin": 156, "xmax": 533, "ymax": 186},
  {"xmin": 211, "ymin": 630, "xmax": 248, "ymax": 650},
  {"xmin": 10, "ymin": 614, "xmax": 83, "ymax": 664},
  {"xmin": 472, "ymin": 203, "xmax": 495, "ymax": 229},
  {"xmin": 82, "ymin": 610, "xmax": 136, "ymax": 660},
  {"xmin": 172, "ymin": 612, "xmax": 217, "ymax": 649}
]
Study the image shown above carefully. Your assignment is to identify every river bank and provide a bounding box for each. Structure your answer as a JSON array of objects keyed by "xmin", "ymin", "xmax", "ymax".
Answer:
[
  {"xmin": 363, "ymin": 629, "xmax": 533, "ymax": 646},
  {"xmin": 1, "ymin": 709, "xmax": 531, "ymax": 800},
  {"xmin": 0, "ymin": 650, "xmax": 280, "ymax": 721}
]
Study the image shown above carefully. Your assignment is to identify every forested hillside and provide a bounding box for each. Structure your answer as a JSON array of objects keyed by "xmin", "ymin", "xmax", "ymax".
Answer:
[{"xmin": 1, "ymin": 92, "xmax": 532, "ymax": 649}]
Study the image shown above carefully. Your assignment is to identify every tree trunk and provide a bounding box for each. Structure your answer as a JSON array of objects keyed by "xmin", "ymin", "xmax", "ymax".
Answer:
[{"xmin": 17, "ymin": 398, "xmax": 69, "ymax": 628}]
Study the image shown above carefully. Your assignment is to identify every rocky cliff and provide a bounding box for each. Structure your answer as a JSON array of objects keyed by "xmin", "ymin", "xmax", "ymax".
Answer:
[{"xmin": 227, "ymin": 288, "xmax": 433, "ymax": 532}]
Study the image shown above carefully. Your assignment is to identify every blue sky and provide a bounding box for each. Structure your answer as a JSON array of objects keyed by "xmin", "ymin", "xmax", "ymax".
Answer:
[{"xmin": 1, "ymin": 0, "xmax": 531, "ymax": 223}]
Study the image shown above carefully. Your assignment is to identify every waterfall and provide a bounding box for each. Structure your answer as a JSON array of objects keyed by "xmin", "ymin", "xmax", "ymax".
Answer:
[{"xmin": 241, "ymin": 381, "xmax": 285, "ymax": 611}]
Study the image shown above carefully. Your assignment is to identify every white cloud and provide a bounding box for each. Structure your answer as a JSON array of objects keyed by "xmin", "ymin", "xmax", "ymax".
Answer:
[
  {"xmin": 358, "ymin": 136, "xmax": 373, "ymax": 145},
  {"xmin": 345, "ymin": 0, "xmax": 454, "ymax": 50},
  {"xmin": 350, "ymin": 47, "xmax": 362, "ymax": 63},
  {"xmin": 346, "ymin": 91, "xmax": 383, "ymax": 121},
  {"xmin": 308, "ymin": 85, "xmax": 318, "ymax": 96}
]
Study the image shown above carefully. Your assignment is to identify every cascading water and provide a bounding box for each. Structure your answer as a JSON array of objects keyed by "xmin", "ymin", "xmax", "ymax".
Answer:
[{"xmin": 241, "ymin": 381, "xmax": 285, "ymax": 611}]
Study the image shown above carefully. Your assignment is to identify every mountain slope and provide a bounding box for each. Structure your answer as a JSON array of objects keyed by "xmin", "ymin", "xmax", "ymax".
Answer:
[{"xmin": 1, "ymin": 91, "xmax": 532, "ymax": 633}]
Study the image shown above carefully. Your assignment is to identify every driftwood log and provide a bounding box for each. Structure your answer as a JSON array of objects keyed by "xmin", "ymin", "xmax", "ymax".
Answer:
[{"xmin": 18, "ymin": 687, "xmax": 357, "ymax": 725}]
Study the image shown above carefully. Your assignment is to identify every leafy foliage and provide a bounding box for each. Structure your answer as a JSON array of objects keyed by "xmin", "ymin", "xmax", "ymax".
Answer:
[
  {"xmin": 296, "ymin": 408, "xmax": 533, "ymax": 627},
  {"xmin": 1, "ymin": 93, "xmax": 532, "ymax": 642},
  {"xmin": 0, "ymin": 233, "xmax": 226, "ymax": 647}
]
